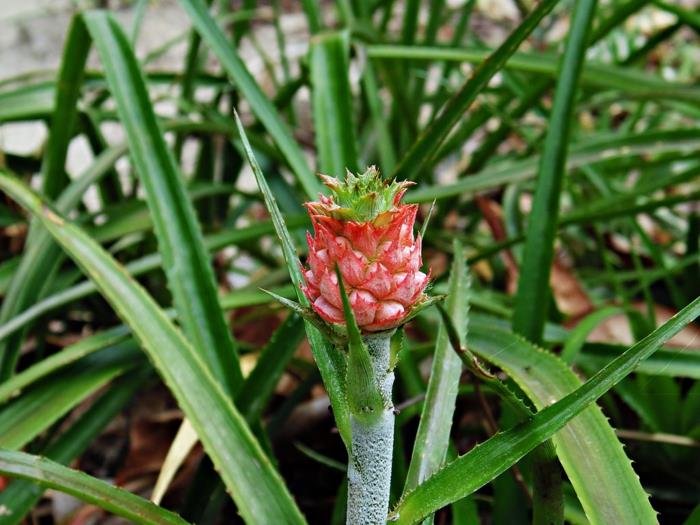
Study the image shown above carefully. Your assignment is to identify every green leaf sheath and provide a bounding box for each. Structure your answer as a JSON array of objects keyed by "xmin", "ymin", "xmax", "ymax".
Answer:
[
  {"xmin": 0, "ymin": 449, "xmax": 190, "ymax": 525},
  {"xmin": 339, "ymin": 267, "xmax": 385, "ymax": 423},
  {"xmin": 347, "ymin": 331, "xmax": 396, "ymax": 525},
  {"xmin": 513, "ymin": 0, "xmax": 599, "ymax": 344},
  {"xmin": 390, "ymin": 297, "xmax": 699, "ymax": 524},
  {"xmin": 82, "ymin": 11, "xmax": 243, "ymax": 396},
  {"xmin": 0, "ymin": 171, "xmax": 307, "ymax": 525}
]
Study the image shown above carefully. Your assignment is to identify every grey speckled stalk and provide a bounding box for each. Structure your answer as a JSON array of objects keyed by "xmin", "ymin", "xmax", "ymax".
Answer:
[{"xmin": 347, "ymin": 331, "xmax": 395, "ymax": 525}]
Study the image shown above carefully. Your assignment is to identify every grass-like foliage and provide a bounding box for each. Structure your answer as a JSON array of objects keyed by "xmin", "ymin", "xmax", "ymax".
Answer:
[{"xmin": 0, "ymin": 1, "xmax": 698, "ymax": 524}]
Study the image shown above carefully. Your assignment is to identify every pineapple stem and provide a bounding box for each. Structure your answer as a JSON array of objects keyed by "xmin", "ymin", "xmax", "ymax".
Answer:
[{"xmin": 347, "ymin": 331, "xmax": 395, "ymax": 525}]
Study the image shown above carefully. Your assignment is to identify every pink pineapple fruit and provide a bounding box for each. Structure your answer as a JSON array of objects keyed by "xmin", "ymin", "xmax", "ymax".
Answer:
[{"xmin": 302, "ymin": 167, "xmax": 429, "ymax": 332}]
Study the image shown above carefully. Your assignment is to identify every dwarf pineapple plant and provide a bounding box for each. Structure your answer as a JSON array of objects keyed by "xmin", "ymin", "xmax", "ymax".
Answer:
[{"xmin": 302, "ymin": 168, "xmax": 429, "ymax": 332}]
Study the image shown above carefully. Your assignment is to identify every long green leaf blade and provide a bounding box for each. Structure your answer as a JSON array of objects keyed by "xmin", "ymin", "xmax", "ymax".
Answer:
[
  {"xmin": 579, "ymin": 343, "xmax": 700, "ymax": 379},
  {"xmin": 0, "ymin": 326, "xmax": 130, "ymax": 404},
  {"xmin": 0, "ymin": 346, "xmax": 140, "ymax": 450},
  {"xmin": 0, "ymin": 372, "xmax": 147, "ymax": 525},
  {"xmin": 404, "ymin": 240, "xmax": 467, "ymax": 491},
  {"xmin": 391, "ymin": 0, "xmax": 563, "ymax": 181},
  {"xmin": 82, "ymin": 11, "xmax": 243, "ymax": 395},
  {"xmin": 0, "ymin": 171, "xmax": 307, "ymax": 525},
  {"xmin": 513, "ymin": 0, "xmax": 598, "ymax": 343},
  {"xmin": 0, "ymin": 449, "xmax": 190, "ymax": 525},
  {"xmin": 469, "ymin": 321, "xmax": 657, "ymax": 525},
  {"xmin": 366, "ymin": 46, "xmax": 699, "ymax": 102},
  {"xmin": 405, "ymin": 129, "xmax": 700, "ymax": 203},
  {"xmin": 40, "ymin": 17, "xmax": 90, "ymax": 199},
  {"xmin": 0, "ymin": 16, "xmax": 91, "ymax": 378},
  {"xmin": 176, "ymin": 0, "xmax": 319, "ymax": 197},
  {"xmin": 235, "ymin": 314, "xmax": 306, "ymax": 422},
  {"xmin": 0, "ymin": 218, "xmax": 308, "ymax": 344},
  {"xmin": 233, "ymin": 111, "xmax": 352, "ymax": 450},
  {"xmin": 309, "ymin": 30, "xmax": 358, "ymax": 177},
  {"xmin": 390, "ymin": 296, "xmax": 700, "ymax": 524}
]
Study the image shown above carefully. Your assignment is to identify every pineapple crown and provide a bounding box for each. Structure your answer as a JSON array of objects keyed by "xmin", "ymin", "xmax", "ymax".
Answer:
[{"xmin": 311, "ymin": 166, "xmax": 414, "ymax": 224}]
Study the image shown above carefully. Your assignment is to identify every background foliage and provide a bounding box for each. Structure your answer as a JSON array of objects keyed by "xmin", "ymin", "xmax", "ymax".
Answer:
[{"xmin": 0, "ymin": 0, "xmax": 698, "ymax": 523}]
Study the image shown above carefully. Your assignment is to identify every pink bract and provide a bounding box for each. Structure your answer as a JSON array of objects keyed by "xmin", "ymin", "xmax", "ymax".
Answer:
[{"xmin": 301, "ymin": 173, "xmax": 429, "ymax": 332}]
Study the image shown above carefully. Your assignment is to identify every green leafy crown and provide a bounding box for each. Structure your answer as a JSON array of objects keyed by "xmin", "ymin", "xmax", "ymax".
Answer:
[{"xmin": 318, "ymin": 166, "xmax": 413, "ymax": 223}]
